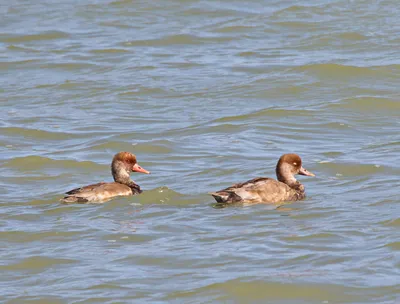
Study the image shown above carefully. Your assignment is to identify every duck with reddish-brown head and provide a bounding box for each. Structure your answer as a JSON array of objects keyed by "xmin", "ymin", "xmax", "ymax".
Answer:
[
  {"xmin": 210, "ymin": 154, "xmax": 315, "ymax": 205},
  {"xmin": 61, "ymin": 152, "xmax": 150, "ymax": 203}
]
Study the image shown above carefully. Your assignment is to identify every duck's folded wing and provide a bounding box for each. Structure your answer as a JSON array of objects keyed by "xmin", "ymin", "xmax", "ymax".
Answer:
[
  {"xmin": 211, "ymin": 177, "xmax": 292, "ymax": 204},
  {"xmin": 211, "ymin": 178, "xmax": 272, "ymax": 203},
  {"xmin": 227, "ymin": 177, "xmax": 276, "ymax": 191},
  {"xmin": 65, "ymin": 182, "xmax": 106, "ymax": 195},
  {"xmin": 62, "ymin": 182, "xmax": 134, "ymax": 203}
]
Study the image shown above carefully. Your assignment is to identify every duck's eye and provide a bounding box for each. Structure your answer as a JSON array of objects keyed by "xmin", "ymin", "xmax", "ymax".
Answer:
[{"xmin": 293, "ymin": 162, "xmax": 297, "ymax": 165}]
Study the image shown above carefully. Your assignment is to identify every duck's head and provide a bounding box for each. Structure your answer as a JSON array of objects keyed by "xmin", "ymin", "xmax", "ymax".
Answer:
[
  {"xmin": 276, "ymin": 153, "xmax": 314, "ymax": 185},
  {"xmin": 111, "ymin": 152, "xmax": 150, "ymax": 182}
]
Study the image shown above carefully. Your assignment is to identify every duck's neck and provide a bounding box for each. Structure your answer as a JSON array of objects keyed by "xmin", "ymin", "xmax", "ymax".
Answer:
[
  {"xmin": 112, "ymin": 162, "xmax": 142, "ymax": 193},
  {"xmin": 276, "ymin": 163, "xmax": 303, "ymax": 191}
]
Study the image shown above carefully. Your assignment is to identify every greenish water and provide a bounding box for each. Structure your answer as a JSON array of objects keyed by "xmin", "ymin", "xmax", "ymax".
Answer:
[{"xmin": 1, "ymin": 0, "xmax": 399, "ymax": 303}]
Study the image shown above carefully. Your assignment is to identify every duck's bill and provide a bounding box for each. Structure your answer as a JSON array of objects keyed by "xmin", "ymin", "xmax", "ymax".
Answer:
[
  {"xmin": 132, "ymin": 163, "xmax": 150, "ymax": 174},
  {"xmin": 298, "ymin": 166, "xmax": 315, "ymax": 177}
]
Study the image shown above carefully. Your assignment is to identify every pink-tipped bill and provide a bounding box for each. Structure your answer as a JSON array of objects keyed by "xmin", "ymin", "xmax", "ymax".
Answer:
[
  {"xmin": 132, "ymin": 163, "xmax": 150, "ymax": 174},
  {"xmin": 298, "ymin": 166, "xmax": 315, "ymax": 177}
]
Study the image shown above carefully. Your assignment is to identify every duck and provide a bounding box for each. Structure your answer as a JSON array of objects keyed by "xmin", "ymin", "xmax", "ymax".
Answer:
[
  {"xmin": 61, "ymin": 152, "xmax": 150, "ymax": 203},
  {"xmin": 209, "ymin": 153, "xmax": 314, "ymax": 205}
]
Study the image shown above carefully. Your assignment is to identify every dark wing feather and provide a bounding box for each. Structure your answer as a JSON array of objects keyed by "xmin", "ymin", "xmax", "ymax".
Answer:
[{"xmin": 210, "ymin": 191, "xmax": 242, "ymax": 203}]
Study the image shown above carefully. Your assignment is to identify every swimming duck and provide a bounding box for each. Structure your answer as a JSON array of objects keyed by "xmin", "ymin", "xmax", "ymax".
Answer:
[
  {"xmin": 210, "ymin": 153, "xmax": 314, "ymax": 205},
  {"xmin": 61, "ymin": 152, "xmax": 150, "ymax": 203}
]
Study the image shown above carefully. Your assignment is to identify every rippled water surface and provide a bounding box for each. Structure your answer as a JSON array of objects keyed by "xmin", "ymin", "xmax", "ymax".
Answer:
[{"xmin": 1, "ymin": 0, "xmax": 400, "ymax": 303}]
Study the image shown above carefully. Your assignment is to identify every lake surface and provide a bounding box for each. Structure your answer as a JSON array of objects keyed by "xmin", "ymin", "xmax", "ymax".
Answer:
[{"xmin": 1, "ymin": 0, "xmax": 399, "ymax": 303}]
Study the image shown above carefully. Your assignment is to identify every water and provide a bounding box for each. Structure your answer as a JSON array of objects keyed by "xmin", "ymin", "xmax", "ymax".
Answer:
[{"xmin": 1, "ymin": 0, "xmax": 399, "ymax": 303}]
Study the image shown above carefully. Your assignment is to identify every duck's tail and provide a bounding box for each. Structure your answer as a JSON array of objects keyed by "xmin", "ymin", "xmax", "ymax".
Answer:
[{"xmin": 208, "ymin": 191, "xmax": 242, "ymax": 204}]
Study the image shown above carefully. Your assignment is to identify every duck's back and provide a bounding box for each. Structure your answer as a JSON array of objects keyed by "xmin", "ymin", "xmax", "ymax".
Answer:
[
  {"xmin": 61, "ymin": 182, "xmax": 135, "ymax": 203},
  {"xmin": 210, "ymin": 177, "xmax": 302, "ymax": 204}
]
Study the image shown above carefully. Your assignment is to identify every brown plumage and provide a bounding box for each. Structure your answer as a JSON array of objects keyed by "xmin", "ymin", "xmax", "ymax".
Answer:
[
  {"xmin": 61, "ymin": 152, "xmax": 150, "ymax": 203},
  {"xmin": 210, "ymin": 154, "xmax": 315, "ymax": 205}
]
